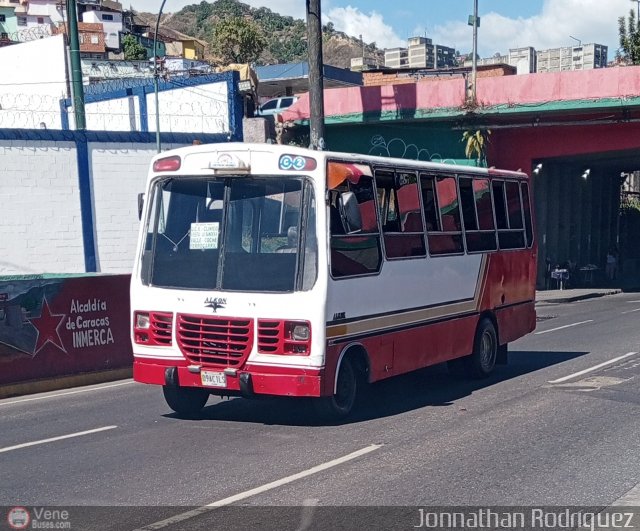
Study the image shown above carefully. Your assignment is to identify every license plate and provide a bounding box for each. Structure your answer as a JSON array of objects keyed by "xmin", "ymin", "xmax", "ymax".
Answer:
[{"xmin": 201, "ymin": 370, "xmax": 227, "ymax": 388}]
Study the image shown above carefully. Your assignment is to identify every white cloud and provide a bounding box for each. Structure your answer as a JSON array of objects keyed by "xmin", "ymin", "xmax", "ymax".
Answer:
[
  {"xmin": 324, "ymin": 6, "xmax": 404, "ymax": 49},
  {"xmin": 431, "ymin": 0, "xmax": 631, "ymax": 57}
]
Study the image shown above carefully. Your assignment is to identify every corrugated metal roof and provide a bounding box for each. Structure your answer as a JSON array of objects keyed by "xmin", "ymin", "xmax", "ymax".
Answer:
[
  {"xmin": 256, "ymin": 62, "xmax": 308, "ymax": 81},
  {"xmin": 256, "ymin": 62, "xmax": 362, "ymax": 86},
  {"xmin": 101, "ymin": 0, "xmax": 122, "ymax": 11}
]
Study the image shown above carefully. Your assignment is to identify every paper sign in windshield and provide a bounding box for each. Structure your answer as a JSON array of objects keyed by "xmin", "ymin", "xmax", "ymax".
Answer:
[{"xmin": 190, "ymin": 222, "xmax": 219, "ymax": 250}]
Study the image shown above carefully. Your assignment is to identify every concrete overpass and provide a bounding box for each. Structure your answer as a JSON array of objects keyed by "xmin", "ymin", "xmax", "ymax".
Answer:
[{"xmin": 282, "ymin": 67, "xmax": 640, "ymax": 288}]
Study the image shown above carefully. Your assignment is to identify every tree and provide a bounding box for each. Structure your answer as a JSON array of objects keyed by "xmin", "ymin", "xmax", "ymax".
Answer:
[
  {"xmin": 461, "ymin": 129, "xmax": 491, "ymax": 167},
  {"xmin": 122, "ymin": 34, "xmax": 147, "ymax": 61},
  {"xmin": 618, "ymin": 9, "xmax": 640, "ymax": 64},
  {"xmin": 323, "ymin": 21, "xmax": 335, "ymax": 34},
  {"xmin": 210, "ymin": 17, "xmax": 266, "ymax": 64}
]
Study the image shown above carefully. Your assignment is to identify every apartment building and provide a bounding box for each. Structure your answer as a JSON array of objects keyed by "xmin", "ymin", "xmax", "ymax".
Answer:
[
  {"xmin": 471, "ymin": 43, "xmax": 606, "ymax": 74},
  {"xmin": 537, "ymin": 43, "xmax": 607, "ymax": 72},
  {"xmin": 385, "ymin": 36, "xmax": 456, "ymax": 70},
  {"xmin": 349, "ymin": 55, "xmax": 382, "ymax": 71},
  {"xmin": 24, "ymin": 0, "xmax": 62, "ymax": 30},
  {"xmin": 384, "ymin": 47, "xmax": 408, "ymax": 69},
  {"xmin": 509, "ymin": 46, "xmax": 536, "ymax": 74},
  {"xmin": 81, "ymin": 0, "xmax": 122, "ymax": 50},
  {"xmin": 0, "ymin": 0, "xmax": 19, "ymax": 38}
]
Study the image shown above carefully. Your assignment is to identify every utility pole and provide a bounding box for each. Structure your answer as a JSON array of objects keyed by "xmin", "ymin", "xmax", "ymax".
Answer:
[
  {"xmin": 306, "ymin": 0, "xmax": 325, "ymax": 150},
  {"xmin": 67, "ymin": 0, "xmax": 85, "ymax": 130},
  {"xmin": 153, "ymin": 0, "xmax": 167, "ymax": 153},
  {"xmin": 468, "ymin": 0, "xmax": 479, "ymax": 105}
]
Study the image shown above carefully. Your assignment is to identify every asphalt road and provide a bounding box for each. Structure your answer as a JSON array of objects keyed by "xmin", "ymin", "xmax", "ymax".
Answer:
[{"xmin": 1, "ymin": 292, "xmax": 640, "ymax": 530}]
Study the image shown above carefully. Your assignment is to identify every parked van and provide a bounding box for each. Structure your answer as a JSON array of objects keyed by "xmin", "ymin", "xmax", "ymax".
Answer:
[{"xmin": 256, "ymin": 96, "xmax": 299, "ymax": 117}]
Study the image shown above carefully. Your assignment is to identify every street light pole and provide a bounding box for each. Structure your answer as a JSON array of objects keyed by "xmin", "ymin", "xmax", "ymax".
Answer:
[{"xmin": 153, "ymin": 0, "xmax": 167, "ymax": 153}]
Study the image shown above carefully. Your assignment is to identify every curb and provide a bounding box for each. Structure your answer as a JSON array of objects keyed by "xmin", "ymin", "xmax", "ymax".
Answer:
[
  {"xmin": 0, "ymin": 367, "xmax": 133, "ymax": 400},
  {"xmin": 536, "ymin": 289, "xmax": 621, "ymax": 304}
]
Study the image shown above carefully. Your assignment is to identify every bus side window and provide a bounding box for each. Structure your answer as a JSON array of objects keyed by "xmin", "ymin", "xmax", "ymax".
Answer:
[
  {"xmin": 420, "ymin": 175, "xmax": 440, "ymax": 231},
  {"xmin": 493, "ymin": 180, "xmax": 525, "ymax": 250},
  {"xmin": 330, "ymin": 176, "xmax": 382, "ymax": 278},
  {"xmin": 423, "ymin": 175, "xmax": 463, "ymax": 255},
  {"xmin": 459, "ymin": 176, "xmax": 497, "ymax": 253},
  {"xmin": 329, "ymin": 189, "xmax": 347, "ymax": 236},
  {"xmin": 521, "ymin": 182, "xmax": 534, "ymax": 247},
  {"xmin": 376, "ymin": 170, "xmax": 425, "ymax": 259},
  {"xmin": 492, "ymin": 181, "xmax": 508, "ymax": 230}
]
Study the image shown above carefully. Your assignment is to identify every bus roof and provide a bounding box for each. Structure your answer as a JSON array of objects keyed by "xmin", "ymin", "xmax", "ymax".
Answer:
[{"xmin": 149, "ymin": 142, "xmax": 529, "ymax": 180}]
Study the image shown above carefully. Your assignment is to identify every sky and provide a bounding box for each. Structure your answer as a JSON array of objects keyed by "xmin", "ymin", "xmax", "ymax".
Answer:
[{"xmin": 130, "ymin": 0, "xmax": 636, "ymax": 57}]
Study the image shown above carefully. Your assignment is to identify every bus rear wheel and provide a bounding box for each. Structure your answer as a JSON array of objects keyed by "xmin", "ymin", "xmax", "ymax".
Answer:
[
  {"xmin": 163, "ymin": 385, "xmax": 209, "ymax": 417},
  {"xmin": 464, "ymin": 318, "xmax": 498, "ymax": 378},
  {"xmin": 314, "ymin": 357, "xmax": 357, "ymax": 420}
]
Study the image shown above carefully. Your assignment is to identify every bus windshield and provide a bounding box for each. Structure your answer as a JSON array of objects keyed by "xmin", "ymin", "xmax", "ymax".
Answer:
[{"xmin": 141, "ymin": 176, "xmax": 317, "ymax": 292}]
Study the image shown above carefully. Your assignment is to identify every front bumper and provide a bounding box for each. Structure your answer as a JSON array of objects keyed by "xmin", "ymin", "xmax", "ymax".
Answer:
[{"xmin": 133, "ymin": 358, "xmax": 323, "ymax": 397}]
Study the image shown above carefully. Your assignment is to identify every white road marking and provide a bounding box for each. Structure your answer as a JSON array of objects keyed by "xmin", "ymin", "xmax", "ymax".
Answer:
[
  {"xmin": 611, "ymin": 482, "xmax": 640, "ymax": 506},
  {"xmin": 136, "ymin": 444, "xmax": 382, "ymax": 531},
  {"xmin": 549, "ymin": 352, "xmax": 638, "ymax": 384},
  {"xmin": 621, "ymin": 308, "xmax": 640, "ymax": 315},
  {"xmin": 297, "ymin": 499, "xmax": 320, "ymax": 531},
  {"xmin": 0, "ymin": 425, "xmax": 117, "ymax": 454},
  {"xmin": 626, "ymin": 300, "xmax": 640, "ymax": 303},
  {"xmin": 535, "ymin": 320, "xmax": 593, "ymax": 335},
  {"xmin": 0, "ymin": 380, "xmax": 135, "ymax": 407}
]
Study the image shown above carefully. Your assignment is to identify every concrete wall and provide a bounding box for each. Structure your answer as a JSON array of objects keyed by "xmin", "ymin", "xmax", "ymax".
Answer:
[
  {"xmin": 362, "ymin": 64, "xmax": 515, "ymax": 87},
  {"xmin": 88, "ymin": 141, "xmax": 183, "ymax": 272},
  {"xmin": 146, "ymin": 80, "xmax": 230, "ymax": 134},
  {"xmin": 0, "ymin": 34, "xmax": 67, "ymax": 129},
  {"xmin": 0, "ymin": 130, "xmax": 241, "ymax": 276},
  {"xmin": 0, "ymin": 139, "xmax": 84, "ymax": 274},
  {"xmin": 0, "ymin": 274, "xmax": 133, "ymax": 395},
  {"xmin": 70, "ymin": 75, "xmax": 236, "ymax": 134},
  {"xmin": 0, "ymin": 35, "xmax": 241, "ymax": 136}
]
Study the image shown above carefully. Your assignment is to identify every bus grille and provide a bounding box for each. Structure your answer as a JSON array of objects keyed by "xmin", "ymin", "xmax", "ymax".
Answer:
[
  {"xmin": 149, "ymin": 312, "xmax": 173, "ymax": 345},
  {"xmin": 176, "ymin": 314, "xmax": 253, "ymax": 367}
]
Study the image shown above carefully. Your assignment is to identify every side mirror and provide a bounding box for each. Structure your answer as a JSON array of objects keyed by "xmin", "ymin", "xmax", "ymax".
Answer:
[
  {"xmin": 137, "ymin": 193, "xmax": 145, "ymax": 220},
  {"xmin": 338, "ymin": 191, "xmax": 362, "ymax": 234}
]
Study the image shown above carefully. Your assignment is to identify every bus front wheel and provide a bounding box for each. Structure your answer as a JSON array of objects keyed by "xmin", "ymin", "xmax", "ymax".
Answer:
[
  {"xmin": 163, "ymin": 385, "xmax": 209, "ymax": 417},
  {"xmin": 464, "ymin": 318, "xmax": 498, "ymax": 378},
  {"xmin": 314, "ymin": 357, "xmax": 357, "ymax": 420}
]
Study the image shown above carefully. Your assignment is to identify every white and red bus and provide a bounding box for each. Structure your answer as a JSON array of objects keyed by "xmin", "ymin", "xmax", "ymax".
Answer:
[{"xmin": 131, "ymin": 143, "xmax": 536, "ymax": 418}]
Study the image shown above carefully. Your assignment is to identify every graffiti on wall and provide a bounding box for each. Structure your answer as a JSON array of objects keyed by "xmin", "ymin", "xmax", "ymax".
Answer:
[
  {"xmin": 368, "ymin": 135, "xmax": 460, "ymax": 164},
  {"xmin": 0, "ymin": 275, "xmax": 132, "ymax": 386}
]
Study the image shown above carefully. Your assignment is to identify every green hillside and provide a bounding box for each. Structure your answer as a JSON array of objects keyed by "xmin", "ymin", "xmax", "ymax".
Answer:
[{"xmin": 139, "ymin": 0, "xmax": 382, "ymax": 68}]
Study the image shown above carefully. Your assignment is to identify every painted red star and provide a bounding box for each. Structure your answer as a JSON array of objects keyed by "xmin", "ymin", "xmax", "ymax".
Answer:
[{"xmin": 29, "ymin": 296, "xmax": 67, "ymax": 355}]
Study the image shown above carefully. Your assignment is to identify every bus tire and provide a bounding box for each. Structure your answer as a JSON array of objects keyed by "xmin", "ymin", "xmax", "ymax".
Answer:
[
  {"xmin": 162, "ymin": 385, "xmax": 209, "ymax": 417},
  {"xmin": 464, "ymin": 318, "xmax": 498, "ymax": 379},
  {"xmin": 314, "ymin": 356, "xmax": 357, "ymax": 420}
]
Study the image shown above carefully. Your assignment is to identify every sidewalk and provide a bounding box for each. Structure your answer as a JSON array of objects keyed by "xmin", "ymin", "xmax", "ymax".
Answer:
[{"xmin": 536, "ymin": 287, "xmax": 622, "ymax": 304}]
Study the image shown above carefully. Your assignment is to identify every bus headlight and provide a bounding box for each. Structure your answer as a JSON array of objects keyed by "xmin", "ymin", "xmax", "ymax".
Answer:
[
  {"xmin": 133, "ymin": 311, "xmax": 173, "ymax": 346},
  {"xmin": 257, "ymin": 319, "xmax": 311, "ymax": 355},
  {"xmin": 291, "ymin": 323, "xmax": 310, "ymax": 341},
  {"xmin": 136, "ymin": 312, "xmax": 150, "ymax": 329}
]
